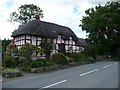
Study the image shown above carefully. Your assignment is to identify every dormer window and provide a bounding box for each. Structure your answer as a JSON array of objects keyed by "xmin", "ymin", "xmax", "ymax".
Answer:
[
  {"xmin": 70, "ymin": 37, "xmax": 72, "ymax": 40},
  {"xmin": 57, "ymin": 35, "xmax": 62, "ymax": 40}
]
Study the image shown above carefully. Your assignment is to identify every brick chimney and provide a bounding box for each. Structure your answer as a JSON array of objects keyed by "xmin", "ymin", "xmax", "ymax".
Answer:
[{"xmin": 35, "ymin": 15, "xmax": 40, "ymax": 20}]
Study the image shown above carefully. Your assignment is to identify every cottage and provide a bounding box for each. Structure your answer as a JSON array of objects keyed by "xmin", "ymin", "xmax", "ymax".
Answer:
[
  {"xmin": 77, "ymin": 38, "xmax": 87, "ymax": 51},
  {"xmin": 12, "ymin": 16, "xmax": 84, "ymax": 57}
]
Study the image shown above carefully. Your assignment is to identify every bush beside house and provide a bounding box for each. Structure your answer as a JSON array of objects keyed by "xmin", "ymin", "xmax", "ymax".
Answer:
[
  {"xmin": 2, "ymin": 56, "xmax": 17, "ymax": 68},
  {"xmin": 2, "ymin": 68, "xmax": 23, "ymax": 78},
  {"xmin": 50, "ymin": 53, "xmax": 68, "ymax": 65}
]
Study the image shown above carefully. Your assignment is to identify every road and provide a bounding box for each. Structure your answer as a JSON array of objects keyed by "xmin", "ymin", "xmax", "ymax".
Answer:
[{"xmin": 2, "ymin": 61, "xmax": 119, "ymax": 89}]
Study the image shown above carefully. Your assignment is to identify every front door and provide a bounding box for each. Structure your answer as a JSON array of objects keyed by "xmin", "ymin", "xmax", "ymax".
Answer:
[{"xmin": 58, "ymin": 43, "xmax": 65, "ymax": 53}]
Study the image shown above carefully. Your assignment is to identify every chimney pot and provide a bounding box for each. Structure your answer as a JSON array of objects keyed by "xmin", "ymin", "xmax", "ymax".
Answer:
[{"xmin": 35, "ymin": 15, "xmax": 40, "ymax": 20}]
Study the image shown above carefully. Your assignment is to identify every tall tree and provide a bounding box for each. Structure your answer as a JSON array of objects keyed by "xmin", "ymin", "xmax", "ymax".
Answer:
[
  {"xmin": 40, "ymin": 39, "xmax": 52, "ymax": 60},
  {"xmin": 19, "ymin": 43, "xmax": 42, "ymax": 61},
  {"xmin": 9, "ymin": 4, "xmax": 44, "ymax": 26},
  {"xmin": 2, "ymin": 39, "xmax": 11, "ymax": 53},
  {"xmin": 80, "ymin": 1, "xmax": 120, "ymax": 57}
]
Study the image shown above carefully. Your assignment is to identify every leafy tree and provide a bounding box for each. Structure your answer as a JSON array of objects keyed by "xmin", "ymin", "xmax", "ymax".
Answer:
[
  {"xmin": 2, "ymin": 39, "xmax": 11, "ymax": 53},
  {"xmin": 80, "ymin": 1, "xmax": 120, "ymax": 57},
  {"xmin": 2, "ymin": 56, "xmax": 17, "ymax": 68},
  {"xmin": 41, "ymin": 39, "xmax": 52, "ymax": 60},
  {"xmin": 5, "ymin": 40, "xmax": 18, "ymax": 54},
  {"xmin": 9, "ymin": 4, "xmax": 44, "ymax": 26},
  {"xmin": 19, "ymin": 43, "xmax": 42, "ymax": 61}
]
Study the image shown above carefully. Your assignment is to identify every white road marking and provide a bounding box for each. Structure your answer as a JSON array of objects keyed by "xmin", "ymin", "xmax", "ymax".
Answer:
[
  {"xmin": 80, "ymin": 69, "xmax": 98, "ymax": 76},
  {"xmin": 42, "ymin": 80, "xmax": 67, "ymax": 88},
  {"xmin": 103, "ymin": 64, "xmax": 112, "ymax": 68}
]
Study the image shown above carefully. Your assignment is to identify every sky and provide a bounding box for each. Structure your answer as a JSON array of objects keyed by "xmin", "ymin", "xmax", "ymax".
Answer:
[{"xmin": 0, "ymin": 0, "xmax": 110, "ymax": 40}]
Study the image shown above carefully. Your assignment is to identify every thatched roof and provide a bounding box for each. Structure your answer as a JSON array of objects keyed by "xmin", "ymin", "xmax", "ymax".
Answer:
[
  {"xmin": 12, "ymin": 19, "xmax": 78, "ymax": 41},
  {"xmin": 76, "ymin": 38, "xmax": 87, "ymax": 47}
]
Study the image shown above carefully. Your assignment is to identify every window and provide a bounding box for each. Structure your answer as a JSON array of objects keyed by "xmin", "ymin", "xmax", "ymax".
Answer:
[
  {"xmin": 57, "ymin": 35, "xmax": 62, "ymax": 40},
  {"xmin": 70, "ymin": 37, "xmax": 72, "ymax": 40},
  {"xmin": 32, "ymin": 36, "xmax": 37, "ymax": 40},
  {"xmin": 26, "ymin": 35, "xmax": 31, "ymax": 39}
]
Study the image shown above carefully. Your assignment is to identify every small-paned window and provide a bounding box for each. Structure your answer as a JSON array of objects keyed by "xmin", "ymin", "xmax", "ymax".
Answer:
[
  {"xmin": 70, "ymin": 37, "xmax": 72, "ymax": 40},
  {"xmin": 32, "ymin": 36, "xmax": 37, "ymax": 40},
  {"xmin": 57, "ymin": 35, "xmax": 62, "ymax": 40}
]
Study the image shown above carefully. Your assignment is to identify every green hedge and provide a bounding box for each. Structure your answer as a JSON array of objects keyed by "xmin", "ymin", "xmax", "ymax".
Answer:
[
  {"xmin": 2, "ymin": 56, "xmax": 17, "ymax": 68},
  {"xmin": 65, "ymin": 53, "xmax": 88, "ymax": 63},
  {"xmin": 21, "ymin": 59, "xmax": 55, "ymax": 69},
  {"xmin": 66, "ymin": 53, "xmax": 82, "ymax": 59},
  {"xmin": 51, "ymin": 53, "xmax": 68, "ymax": 65}
]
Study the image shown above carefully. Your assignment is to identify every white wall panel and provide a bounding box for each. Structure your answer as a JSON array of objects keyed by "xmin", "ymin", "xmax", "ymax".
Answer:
[
  {"xmin": 32, "ymin": 40, "xmax": 36, "ymax": 45},
  {"xmin": 21, "ymin": 35, "xmax": 25, "ymax": 39},
  {"xmin": 73, "ymin": 41, "xmax": 75, "ymax": 45},
  {"xmin": 61, "ymin": 40, "xmax": 64, "ymax": 43},
  {"xmin": 73, "ymin": 46, "xmax": 76, "ymax": 50},
  {"xmin": 26, "ymin": 35, "xmax": 31, "ymax": 39},
  {"xmin": 65, "ymin": 45, "xmax": 68, "ymax": 50},
  {"xmin": 38, "ymin": 37, "xmax": 41, "ymax": 40},
  {"xmin": 26, "ymin": 40, "xmax": 31, "ymax": 44},
  {"xmin": 56, "ymin": 44, "xmax": 58, "ymax": 49},
  {"xmin": 37, "ymin": 41, "xmax": 41, "ymax": 45},
  {"xmin": 57, "ymin": 40, "xmax": 61, "ymax": 43},
  {"xmin": 65, "ymin": 40, "xmax": 68, "ymax": 44},
  {"xmin": 53, "ymin": 39, "xmax": 56, "ymax": 43},
  {"xmin": 69, "ymin": 41, "xmax": 72, "ymax": 44}
]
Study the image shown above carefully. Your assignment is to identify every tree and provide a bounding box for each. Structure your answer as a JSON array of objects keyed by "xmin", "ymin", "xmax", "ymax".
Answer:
[
  {"xmin": 9, "ymin": 4, "xmax": 44, "ymax": 26},
  {"xmin": 80, "ymin": 1, "xmax": 120, "ymax": 57},
  {"xmin": 2, "ymin": 39, "xmax": 11, "ymax": 53},
  {"xmin": 19, "ymin": 43, "xmax": 42, "ymax": 61},
  {"xmin": 3, "ymin": 56, "xmax": 17, "ymax": 68},
  {"xmin": 5, "ymin": 40, "xmax": 18, "ymax": 54},
  {"xmin": 40, "ymin": 39, "xmax": 52, "ymax": 60}
]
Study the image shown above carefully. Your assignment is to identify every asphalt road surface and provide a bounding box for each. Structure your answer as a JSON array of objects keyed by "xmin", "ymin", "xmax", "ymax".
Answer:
[{"xmin": 2, "ymin": 61, "xmax": 119, "ymax": 89}]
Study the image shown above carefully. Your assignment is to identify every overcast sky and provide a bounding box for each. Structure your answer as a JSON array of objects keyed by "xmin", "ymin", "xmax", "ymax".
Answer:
[{"xmin": 0, "ymin": 0, "xmax": 110, "ymax": 40}]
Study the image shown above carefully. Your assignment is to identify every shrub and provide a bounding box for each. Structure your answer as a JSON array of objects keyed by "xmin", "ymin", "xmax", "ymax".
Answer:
[
  {"xmin": 20, "ymin": 61, "xmax": 31, "ymax": 71},
  {"xmin": 30, "ymin": 61, "xmax": 44, "ymax": 68},
  {"xmin": 20, "ymin": 58, "xmax": 56, "ymax": 70},
  {"xmin": 37, "ymin": 58, "xmax": 47, "ymax": 65},
  {"xmin": 37, "ymin": 58, "xmax": 54, "ymax": 66},
  {"xmin": 45, "ymin": 61, "xmax": 53, "ymax": 66},
  {"xmin": 20, "ymin": 60, "xmax": 31, "ymax": 71},
  {"xmin": 13, "ymin": 56, "xmax": 19, "ymax": 66},
  {"xmin": 20, "ymin": 66, "xmax": 31, "ymax": 72},
  {"xmin": 2, "ymin": 68, "xmax": 22, "ymax": 77},
  {"xmin": 30, "ymin": 59, "xmax": 54, "ymax": 68},
  {"xmin": 2, "ymin": 56, "xmax": 17, "ymax": 68},
  {"xmin": 66, "ymin": 53, "xmax": 88, "ymax": 63},
  {"xmin": 51, "ymin": 53, "xmax": 68, "ymax": 65},
  {"xmin": 66, "ymin": 53, "xmax": 79, "ymax": 59}
]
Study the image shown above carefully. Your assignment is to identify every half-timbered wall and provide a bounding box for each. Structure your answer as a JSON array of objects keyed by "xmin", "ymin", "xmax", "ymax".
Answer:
[{"xmin": 14, "ymin": 35, "xmax": 83, "ymax": 57}]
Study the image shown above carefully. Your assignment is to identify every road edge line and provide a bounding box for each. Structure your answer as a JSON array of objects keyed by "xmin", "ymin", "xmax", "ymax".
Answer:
[
  {"xmin": 80, "ymin": 69, "xmax": 99, "ymax": 76},
  {"xmin": 42, "ymin": 80, "xmax": 67, "ymax": 88}
]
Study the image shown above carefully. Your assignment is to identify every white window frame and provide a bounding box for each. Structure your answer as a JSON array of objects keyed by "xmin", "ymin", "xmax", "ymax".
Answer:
[{"xmin": 57, "ymin": 35, "xmax": 62, "ymax": 40}]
